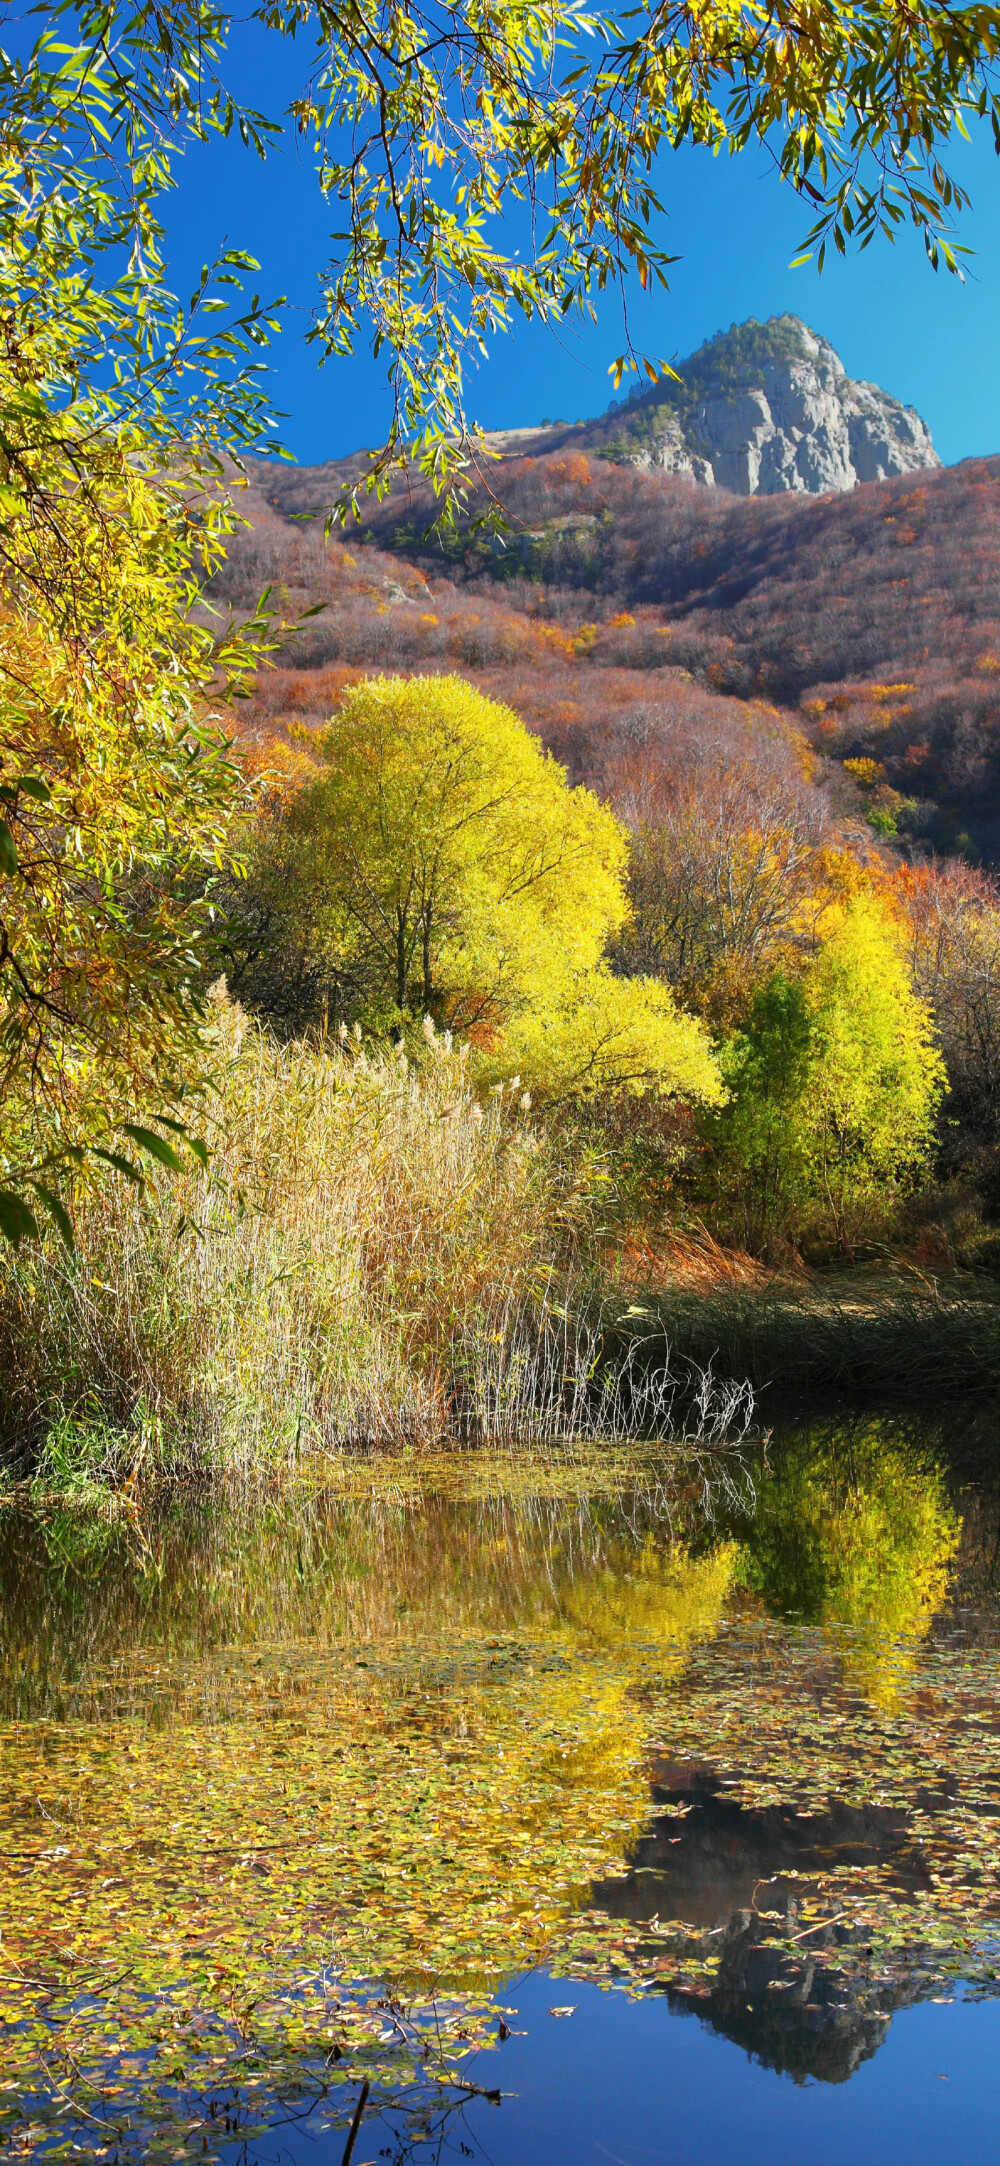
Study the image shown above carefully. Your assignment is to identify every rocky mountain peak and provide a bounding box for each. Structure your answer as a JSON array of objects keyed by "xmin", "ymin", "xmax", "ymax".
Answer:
[{"xmin": 565, "ymin": 315, "xmax": 939, "ymax": 496}]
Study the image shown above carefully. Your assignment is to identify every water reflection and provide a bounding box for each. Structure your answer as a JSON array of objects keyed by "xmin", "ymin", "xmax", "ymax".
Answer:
[
  {"xmin": 738, "ymin": 1414, "xmax": 963, "ymax": 1706},
  {"xmin": 0, "ymin": 1465, "xmax": 742, "ymax": 1724},
  {"xmin": 597, "ymin": 1758, "xmax": 941, "ymax": 2083},
  {"xmin": 0, "ymin": 1412, "xmax": 996, "ymax": 2165}
]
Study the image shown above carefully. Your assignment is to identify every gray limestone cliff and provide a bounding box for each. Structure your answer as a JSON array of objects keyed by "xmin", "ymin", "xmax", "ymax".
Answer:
[{"xmin": 559, "ymin": 316, "xmax": 939, "ymax": 496}]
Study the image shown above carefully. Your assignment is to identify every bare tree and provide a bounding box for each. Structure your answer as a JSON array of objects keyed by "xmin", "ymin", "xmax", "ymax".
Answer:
[
  {"xmin": 899, "ymin": 865, "xmax": 1000, "ymax": 1168},
  {"xmin": 610, "ymin": 709, "xmax": 834, "ymax": 1016}
]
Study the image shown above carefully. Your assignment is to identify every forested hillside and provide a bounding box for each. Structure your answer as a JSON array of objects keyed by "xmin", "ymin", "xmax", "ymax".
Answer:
[{"xmin": 237, "ymin": 449, "xmax": 999, "ymax": 861}]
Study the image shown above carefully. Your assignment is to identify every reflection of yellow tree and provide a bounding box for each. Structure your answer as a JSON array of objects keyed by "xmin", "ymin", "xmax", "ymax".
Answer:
[
  {"xmin": 741, "ymin": 1424, "xmax": 959, "ymax": 1707},
  {"xmin": 520, "ymin": 1541, "xmax": 739, "ymax": 1796},
  {"xmin": 559, "ymin": 1538, "xmax": 740, "ymax": 1656},
  {"xmin": 820, "ymin": 1472, "xmax": 958, "ymax": 1709}
]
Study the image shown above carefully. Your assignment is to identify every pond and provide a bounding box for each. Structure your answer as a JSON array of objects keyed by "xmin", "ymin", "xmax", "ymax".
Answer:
[{"xmin": 1, "ymin": 1408, "xmax": 997, "ymax": 2166}]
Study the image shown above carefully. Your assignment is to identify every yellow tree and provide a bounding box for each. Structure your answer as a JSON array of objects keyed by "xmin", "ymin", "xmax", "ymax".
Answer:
[
  {"xmin": 237, "ymin": 676, "xmax": 723, "ymax": 1104},
  {"xmin": 803, "ymin": 893, "xmax": 946, "ymax": 1239},
  {"xmin": 705, "ymin": 892, "xmax": 945, "ymax": 1249},
  {"xmin": 738, "ymin": 1422, "xmax": 959, "ymax": 1707},
  {"xmin": 0, "ymin": 23, "xmax": 288, "ymax": 1239}
]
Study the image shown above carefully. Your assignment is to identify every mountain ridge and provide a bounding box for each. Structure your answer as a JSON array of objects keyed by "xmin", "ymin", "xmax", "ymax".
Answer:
[{"xmin": 541, "ymin": 315, "xmax": 939, "ymax": 495}]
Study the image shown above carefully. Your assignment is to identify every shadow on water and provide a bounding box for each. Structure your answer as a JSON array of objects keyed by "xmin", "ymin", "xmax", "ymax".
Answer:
[{"xmin": 0, "ymin": 1406, "xmax": 996, "ymax": 2162}]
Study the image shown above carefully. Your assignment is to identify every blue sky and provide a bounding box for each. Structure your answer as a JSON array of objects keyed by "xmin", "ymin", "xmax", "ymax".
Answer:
[{"xmin": 163, "ymin": 38, "xmax": 1000, "ymax": 470}]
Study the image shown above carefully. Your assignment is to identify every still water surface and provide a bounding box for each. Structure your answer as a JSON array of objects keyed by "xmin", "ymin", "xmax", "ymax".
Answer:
[{"xmin": 1, "ymin": 1409, "xmax": 997, "ymax": 2166}]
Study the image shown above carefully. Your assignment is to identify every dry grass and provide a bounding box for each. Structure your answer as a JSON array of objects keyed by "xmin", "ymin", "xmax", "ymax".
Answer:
[
  {"xmin": 0, "ymin": 989, "xmax": 591, "ymax": 1473},
  {"xmin": 609, "ymin": 1222, "xmax": 778, "ymax": 1292}
]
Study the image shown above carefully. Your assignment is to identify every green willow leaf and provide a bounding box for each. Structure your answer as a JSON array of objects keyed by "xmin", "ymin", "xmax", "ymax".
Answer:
[
  {"xmin": 0, "ymin": 1190, "xmax": 38, "ymax": 1245},
  {"xmin": 120, "ymin": 1124, "xmax": 186, "ymax": 1173},
  {"xmin": 149, "ymin": 1113, "xmax": 211, "ymax": 1169}
]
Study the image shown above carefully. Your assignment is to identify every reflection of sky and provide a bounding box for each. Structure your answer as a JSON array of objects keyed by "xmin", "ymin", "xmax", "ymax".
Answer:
[
  {"xmin": 157, "ymin": 24, "xmax": 1000, "ymax": 467},
  {"xmin": 478, "ymin": 1979, "xmax": 999, "ymax": 2164},
  {"xmin": 228, "ymin": 1975, "xmax": 1000, "ymax": 2165}
]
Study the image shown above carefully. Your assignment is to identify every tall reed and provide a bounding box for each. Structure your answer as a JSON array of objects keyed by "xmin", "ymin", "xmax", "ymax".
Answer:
[{"xmin": 0, "ymin": 989, "xmax": 594, "ymax": 1473}]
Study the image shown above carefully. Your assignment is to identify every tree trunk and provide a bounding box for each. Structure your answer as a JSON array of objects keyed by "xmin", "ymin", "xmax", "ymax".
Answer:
[
  {"xmin": 396, "ymin": 910, "xmax": 408, "ymax": 1010},
  {"xmin": 422, "ymin": 905, "xmax": 433, "ymax": 1010}
]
